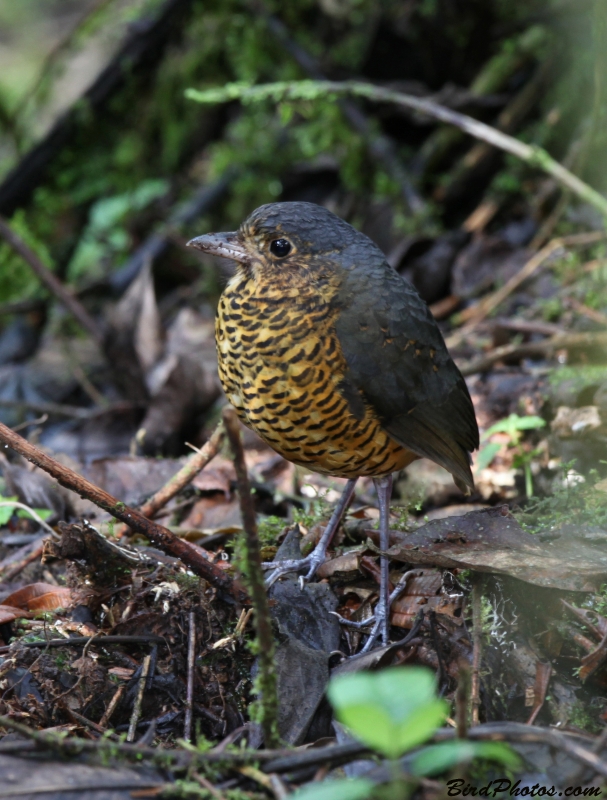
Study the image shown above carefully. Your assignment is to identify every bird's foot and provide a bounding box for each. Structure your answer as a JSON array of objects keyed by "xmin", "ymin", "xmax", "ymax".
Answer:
[
  {"xmin": 334, "ymin": 568, "xmax": 423, "ymax": 653},
  {"xmin": 262, "ymin": 478, "xmax": 358, "ymax": 588},
  {"xmin": 331, "ymin": 612, "xmax": 376, "ymax": 630},
  {"xmin": 262, "ymin": 542, "xmax": 328, "ymax": 588}
]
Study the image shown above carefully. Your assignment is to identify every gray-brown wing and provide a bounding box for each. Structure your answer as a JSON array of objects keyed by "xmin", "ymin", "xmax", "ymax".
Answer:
[{"xmin": 334, "ymin": 261, "xmax": 479, "ymax": 490}]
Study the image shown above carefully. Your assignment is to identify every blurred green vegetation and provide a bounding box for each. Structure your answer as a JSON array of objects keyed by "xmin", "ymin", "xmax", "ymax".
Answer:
[{"xmin": 0, "ymin": 0, "xmax": 604, "ymax": 306}]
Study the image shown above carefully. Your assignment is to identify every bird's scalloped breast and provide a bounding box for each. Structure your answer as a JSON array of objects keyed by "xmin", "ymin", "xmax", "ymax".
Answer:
[{"xmin": 215, "ymin": 277, "xmax": 416, "ymax": 478}]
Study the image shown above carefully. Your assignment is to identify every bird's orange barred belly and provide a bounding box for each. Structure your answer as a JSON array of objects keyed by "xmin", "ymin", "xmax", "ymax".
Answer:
[{"xmin": 216, "ymin": 273, "xmax": 416, "ymax": 478}]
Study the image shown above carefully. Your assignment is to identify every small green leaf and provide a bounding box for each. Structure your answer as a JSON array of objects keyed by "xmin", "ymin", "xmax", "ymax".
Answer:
[
  {"xmin": 291, "ymin": 778, "xmax": 374, "ymax": 800},
  {"xmin": 475, "ymin": 441, "xmax": 502, "ymax": 471},
  {"xmin": 483, "ymin": 414, "xmax": 546, "ymax": 438},
  {"xmin": 16, "ymin": 507, "xmax": 52, "ymax": 520},
  {"xmin": 393, "ymin": 700, "xmax": 449, "ymax": 754},
  {"xmin": 0, "ymin": 496, "xmax": 19, "ymax": 526},
  {"xmin": 411, "ymin": 740, "xmax": 521, "ymax": 777},
  {"xmin": 328, "ymin": 667, "xmax": 447, "ymax": 759}
]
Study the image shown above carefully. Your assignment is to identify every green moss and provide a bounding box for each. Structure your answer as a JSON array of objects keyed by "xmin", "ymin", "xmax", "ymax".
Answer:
[
  {"xmin": 256, "ymin": 515, "xmax": 287, "ymax": 546},
  {"xmin": 517, "ymin": 469, "xmax": 607, "ymax": 533},
  {"xmin": 567, "ymin": 700, "xmax": 602, "ymax": 734},
  {"xmin": 548, "ymin": 365, "xmax": 607, "ymax": 389}
]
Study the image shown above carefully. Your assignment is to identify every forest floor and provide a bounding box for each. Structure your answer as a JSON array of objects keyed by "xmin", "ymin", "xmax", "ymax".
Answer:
[{"xmin": 1, "ymin": 1, "xmax": 607, "ymax": 798}]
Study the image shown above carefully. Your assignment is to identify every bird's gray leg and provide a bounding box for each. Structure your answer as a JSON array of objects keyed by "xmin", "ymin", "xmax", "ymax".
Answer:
[
  {"xmin": 358, "ymin": 474, "xmax": 393, "ymax": 650},
  {"xmin": 263, "ymin": 478, "xmax": 358, "ymax": 587}
]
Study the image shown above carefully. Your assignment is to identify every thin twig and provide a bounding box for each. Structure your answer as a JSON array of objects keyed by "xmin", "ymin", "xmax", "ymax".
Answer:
[
  {"xmin": 455, "ymin": 663, "xmax": 471, "ymax": 739},
  {"xmin": 63, "ymin": 706, "xmax": 120, "ymax": 740},
  {"xmin": 0, "ymin": 501, "xmax": 57, "ymax": 537},
  {"xmin": 569, "ymin": 297, "xmax": 607, "ymax": 327},
  {"xmin": 116, "ymin": 422, "xmax": 224, "ymax": 537},
  {"xmin": 458, "ymin": 331, "xmax": 607, "ymax": 376},
  {"xmin": 0, "ymin": 713, "xmax": 297, "ymax": 766},
  {"xmin": 99, "ymin": 684, "xmax": 126, "ymax": 728},
  {"xmin": 184, "ymin": 611, "xmax": 196, "ymax": 743},
  {"xmin": 193, "ymin": 773, "xmax": 223, "ymax": 799},
  {"xmin": 0, "ymin": 398, "xmax": 136, "ymax": 420},
  {"xmin": 222, "ymin": 407, "xmax": 279, "ymax": 749},
  {"xmin": 12, "ymin": 414, "xmax": 48, "ymax": 433},
  {"xmin": 2, "ymin": 713, "xmax": 607, "ymax": 778},
  {"xmin": 0, "ymin": 635, "xmax": 165, "ymax": 655},
  {"xmin": 0, "ymin": 420, "xmax": 248, "ymax": 604},
  {"xmin": 451, "ymin": 230, "xmax": 606, "ymax": 337},
  {"xmin": 0, "ymin": 215, "xmax": 104, "ymax": 344},
  {"xmin": 186, "ymin": 80, "xmax": 607, "ymax": 219},
  {"xmin": 128, "ymin": 654, "xmax": 152, "ymax": 742},
  {"xmin": 471, "ymin": 576, "xmax": 483, "ymax": 727},
  {"xmin": 462, "ymin": 724, "xmax": 607, "ymax": 780}
]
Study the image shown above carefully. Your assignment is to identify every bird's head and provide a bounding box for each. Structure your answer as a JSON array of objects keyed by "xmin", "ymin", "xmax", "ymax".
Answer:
[{"xmin": 187, "ymin": 201, "xmax": 381, "ymax": 291}]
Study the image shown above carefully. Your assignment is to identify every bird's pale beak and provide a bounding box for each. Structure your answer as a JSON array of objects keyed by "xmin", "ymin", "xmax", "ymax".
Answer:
[{"xmin": 186, "ymin": 231, "xmax": 249, "ymax": 263}]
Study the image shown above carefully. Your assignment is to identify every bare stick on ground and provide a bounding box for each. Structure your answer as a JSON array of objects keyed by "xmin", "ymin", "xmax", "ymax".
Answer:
[
  {"xmin": 128, "ymin": 654, "xmax": 152, "ymax": 742},
  {"xmin": 0, "ymin": 420, "xmax": 248, "ymax": 604},
  {"xmin": 456, "ymin": 663, "xmax": 471, "ymax": 739},
  {"xmin": 222, "ymin": 406, "xmax": 279, "ymax": 749},
  {"xmin": 452, "ymin": 230, "xmax": 606, "ymax": 337},
  {"xmin": 116, "ymin": 422, "xmax": 224, "ymax": 538},
  {"xmin": 99, "ymin": 684, "xmax": 126, "ymax": 728},
  {"xmin": 184, "ymin": 611, "xmax": 196, "ymax": 743},
  {"xmin": 471, "ymin": 576, "xmax": 483, "ymax": 727},
  {"xmin": 0, "ymin": 635, "xmax": 166, "ymax": 656},
  {"xmin": 4, "ymin": 712, "xmax": 607, "ymax": 778}
]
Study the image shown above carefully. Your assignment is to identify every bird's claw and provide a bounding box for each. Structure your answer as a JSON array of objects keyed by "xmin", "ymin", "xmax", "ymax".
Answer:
[
  {"xmin": 261, "ymin": 549, "xmax": 326, "ymax": 588},
  {"xmin": 329, "ymin": 610, "xmax": 376, "ymax": 629}
]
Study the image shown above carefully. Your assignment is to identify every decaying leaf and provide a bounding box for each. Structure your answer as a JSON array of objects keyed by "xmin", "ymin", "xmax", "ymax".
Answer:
[
  {"xmin": 372, "ymin": 508, "xmax": 607, "ymax": 591},
  {"xmin": 2, "ymin": 582, "xmax": 74, "ymax": 612},
  {"xmin": 390, "ymin": 569, "xmax": 463, "ymax": 629},
  {"xmin": 0, "ymin": 604, "xmax": 33, "ymax": 625}
]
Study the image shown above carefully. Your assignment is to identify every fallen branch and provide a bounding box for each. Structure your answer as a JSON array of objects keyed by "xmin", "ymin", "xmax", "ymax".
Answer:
[
  {"xmin": 186, "ymin": 80, "xmax": 607, "ymax": 219},
  {"xmin": 0, "ymin": 420, "xmax": 248, "ymax": 604},
  {"xmin": 458, "ymin": 331, "xmax": 607, "ymax": 376},
  {"xmin": 461, "ymin": 724, "xmax": 607, "ymax": 780},
  {"xmin": 0, "ymin": 713, "xmax": 297, "ymax": 767},
  {"xmin": 223, "ymin": 407, "xmax": 279, "ymax": 748},
  {"xmin": 470, "ymin": 576, "xmax": 482, "ymax": 727},
  {"xmin": 184, "ymin": 611, "xmax": 196, "ymax": 743},
  {"xmin": 116, "ymin": 421, "xmax": 224, "ymax": 537},
  {"xmin": 2, "ymin": 713, "xmax": 605, "ymax": 780},
  {"xmin": 0, "ymin": 634, "xmax": 165, "ymax": 655},
  {"xmin": 127, "ymin": 653, "xmax": 152, "ymax": 742},
  {"xmin": 0, "ymin": 215, "xmax": 104, "ymax": 345}
]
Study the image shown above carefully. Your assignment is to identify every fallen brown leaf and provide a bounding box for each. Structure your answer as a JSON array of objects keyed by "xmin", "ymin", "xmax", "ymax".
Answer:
[{"xmin": 2, "ymin": 582, "xmax": 74, "ymax": 612}]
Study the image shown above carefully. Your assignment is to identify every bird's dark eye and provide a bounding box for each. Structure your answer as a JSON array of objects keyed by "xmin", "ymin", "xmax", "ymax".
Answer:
[{"xmin": 270, "ymin": 238, "xmax": 291, "ymax": 258}]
